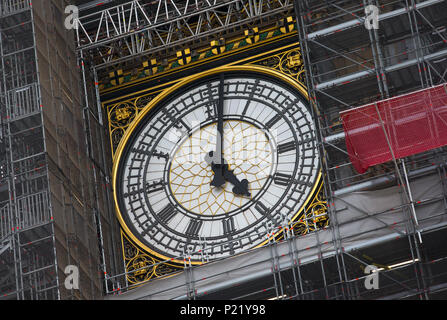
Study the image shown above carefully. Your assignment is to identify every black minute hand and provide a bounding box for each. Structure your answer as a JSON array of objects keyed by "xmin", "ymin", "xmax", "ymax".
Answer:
[
  {"xmin": 216, "ymin": 74, "xmax": 224, "ymax": 166},
  {"xmin": 209, "ymin": 74, "xmax": 226, "ymax": 188}
]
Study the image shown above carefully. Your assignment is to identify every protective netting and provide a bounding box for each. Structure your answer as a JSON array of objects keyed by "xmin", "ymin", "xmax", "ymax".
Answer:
[{"xmin": 341, "ymin": 84, "xmax": 447, "ymax": 174}]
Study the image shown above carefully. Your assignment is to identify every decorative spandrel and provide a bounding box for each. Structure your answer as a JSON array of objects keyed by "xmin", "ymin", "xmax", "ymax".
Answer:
[
  {"xmin": 107, "ymin": 94, "xmax": 159, "ymax": 156},
  {"xmin": 121, "ymin": 231, "xmax": 182, "ymax": 285},
  {"xmin": 252, "ymin": 47, "xmax": 306, "ymax": 85},
  {"xmin": 291, "ymin": 181, "xmax": 329, "ymax": 237}
]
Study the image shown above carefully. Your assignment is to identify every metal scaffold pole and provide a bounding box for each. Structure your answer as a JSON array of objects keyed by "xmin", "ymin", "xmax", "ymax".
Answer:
[{"xmin": 0, "ymin": 0, "xmax": 59, "ymax": 300}]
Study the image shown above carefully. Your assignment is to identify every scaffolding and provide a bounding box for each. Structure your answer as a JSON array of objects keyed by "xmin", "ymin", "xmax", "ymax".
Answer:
[
  {"xmin": 0, "ymin": 0, "xmax": 59, "ymax": 300},
  {"xmin": 75, "ymin": 0, "xmax": 296, "ymax": 69},
  {"xmin": 0, "ymin": 0, "xmax": 124, "ymax": 300},
  {"xmin": 98, "ymin": 0, "xmax": 447, "ymax": 300},
  {"xmin": 291, "ymin": 0, "xmax": 447, "ymax": 299}
]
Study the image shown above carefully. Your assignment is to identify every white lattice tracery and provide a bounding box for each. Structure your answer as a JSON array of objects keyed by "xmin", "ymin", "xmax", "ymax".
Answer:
[{"xmin": 169, "ymin": 120, "xmax": 274, "ymax": 216}]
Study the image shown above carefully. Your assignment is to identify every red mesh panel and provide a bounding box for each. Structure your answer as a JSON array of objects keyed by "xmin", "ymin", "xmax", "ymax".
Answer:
[{"xmin": 340, "ymin": 84, "xmax": 447, "ymax": 174}]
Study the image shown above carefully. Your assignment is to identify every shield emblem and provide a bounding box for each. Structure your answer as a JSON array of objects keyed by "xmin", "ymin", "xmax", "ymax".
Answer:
[
  {"xmin": 211, "ymin": 39, "xmax": 226, "ymax": 55},
  {"xmin": 109, "ymin": 69, "xmax": 124, "ymax": 86},
  {"xmin": 280, "ymin": 16, "xmax": 295, "ymax": 34},
  {"xmin": 244, "ymin": 27, "xmax": 260, "ymax": 44},
  {"xmin": 177, "ymin": 48, "xmax": 192, "ymax": 66},
  {"xmin": 143, "ymin": 59, "xmax": 158, "ymax": 76}
]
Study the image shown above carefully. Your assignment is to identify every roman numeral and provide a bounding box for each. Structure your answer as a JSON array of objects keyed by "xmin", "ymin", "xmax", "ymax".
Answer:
[
  {"xmin": 222, "ymin": 217, "xmax": 235, "ymax": 235},
  {"xmin": 185, "ymin": 219, "xmax": 203, "ymax": 237},
  {"xmin": 277, "ymin": 141, "xmax": 296, "ymax": 154},
  {"xmin": 132, "ymin": 148, "xmax": 169, "ymax": 160},
  {"xmin": 158, "ymin": 204, "xmax": 176, "ymax": 224},
  {"xmin": 265, "ymin": 114, "xmax": 282, "ymax": 129},
  {"xmin": 164, "ymin": 102, "xmax": 191, "ymax": 133},
  {"xmin": 296, "ymin": 178, "xmax": 314, "ymax": 188},
  {"xmin": 272, "ymin": 173, "xmax": 314, "ymax": 188},
  {"xmin": 141, "ymin": 222, "xmax": 156, "ymax": 236},
  {"xmin": 274, "ymin": 173, "xmax": 292, "ymax": 186},
  {"xmin": 204, "ymin": 102, "xmax": 217, "ymax": 121},
  {"xmin": 145, "ymin": 180, "xmax": 165, "ymax": 194},
  {"xmin": 124, "ymin": 180, "xmax": 165, "ymax": 198},
  {"xmin": 254, "ymin": 201, "xmax": 271, "ymax": 218},
  {"xmin": 242, "ymin": 80, "xmax": 259, "ymax": 116},
  {"xmin": 205, "ymin": 83, "xmax": 218, "ymax": 120},
  {"xmin": 241, "ymin": 100, "xmax": 250, "ymax": 116}
]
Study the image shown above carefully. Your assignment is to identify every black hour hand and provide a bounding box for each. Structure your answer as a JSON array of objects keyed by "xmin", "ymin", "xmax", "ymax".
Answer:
[
  {"xmin": 210, "ymin": 164, "xmax": 226, "ymax": 188},
  {"xmin": 205, "ymin": 152, "xmax": 250, "ymax": 196},
  {"xmin": 205, "ymin": 151, "xmax": 226, "ymax": 188},
  {"xmin": 223, "ymin": 168, "xmax": 251, "ymax": 197}
]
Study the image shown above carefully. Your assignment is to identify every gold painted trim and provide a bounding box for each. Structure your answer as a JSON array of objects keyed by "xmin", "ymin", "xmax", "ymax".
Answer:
[
  {"xmin": 112, "ymin": 65, "xmax": 320, "ymax": 265},
  {"xmin": 101, "ymin": 30, "xmax": 298, "ymax": 97},
  {"xmin": 101, "ymin": 41, "xmax": 299, "ymax": 106}
]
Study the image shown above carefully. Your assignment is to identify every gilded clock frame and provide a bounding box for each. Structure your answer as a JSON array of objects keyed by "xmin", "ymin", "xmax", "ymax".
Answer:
[
  {"xmin": 112, "ymin": 64, "xmax": 323, "ymax": 264},
  {"xmin": 104, "ymin": 43, "xmax": 329, "ymax": 286}
]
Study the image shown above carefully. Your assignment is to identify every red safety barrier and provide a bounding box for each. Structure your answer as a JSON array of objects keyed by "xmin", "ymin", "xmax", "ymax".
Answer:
[{"xmin": 340, "ymin": 84, "xmax": 447, "ymax": 173}]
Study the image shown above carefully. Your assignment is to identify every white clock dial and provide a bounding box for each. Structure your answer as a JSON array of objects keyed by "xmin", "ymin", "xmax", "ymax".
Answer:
[{"xmin": 114, "ymin": 68, "xmax": 320, "ymax": 263}]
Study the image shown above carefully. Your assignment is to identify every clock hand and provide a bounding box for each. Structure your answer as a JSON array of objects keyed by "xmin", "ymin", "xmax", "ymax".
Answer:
[
  {"xmin": 204, "ymin": 154, "xmax": 250, "ymax": 196},
  {"xmin": 208, "ymin": 74, "xmax": 226, "ymax": 188},
  {"xmin": 216, "ymin": 73, "xmax": 224, "ymax": 167},
  {"xmin": 206, "ymin": 151, "xmax": 226, "ymax": 188},
  {"xmin": 222, "ymin": 166, "xmax": 251, "ymax": 197},
  {"xmin": 206, "ymin": 74, "xmax": 249, "ymax": 196}
]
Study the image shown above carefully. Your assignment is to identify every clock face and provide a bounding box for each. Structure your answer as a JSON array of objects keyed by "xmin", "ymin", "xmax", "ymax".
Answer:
[{"xmin": 113, "ymin": 67, "xmax": 320, "ymax": 263}]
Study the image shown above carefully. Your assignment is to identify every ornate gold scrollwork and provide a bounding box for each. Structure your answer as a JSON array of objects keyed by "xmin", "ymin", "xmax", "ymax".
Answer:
[
  {"xmin": 110, "ymin": 103, "xmax": 137, "ymax": 127},
  {"xmin": 107, "ymin": 94, "xmax": 157, "ymax": 156},
  {"xmin": 127, "ymin": 255, "xmax": 155, "ymax": 282},
  {"xmin": 252, "ymin": 47, "xmax": 306, "ymax": 85},
  {"xmin": 122, "ymin": 231, "xmax": 181, "ymax": 285},
  {"xmin": 115, "ymin": 107, "xmax": 131, "ymax": 122},
  {"xmin": 291, "ymin": 182, "xmax": 329, "ymax": 236}
]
